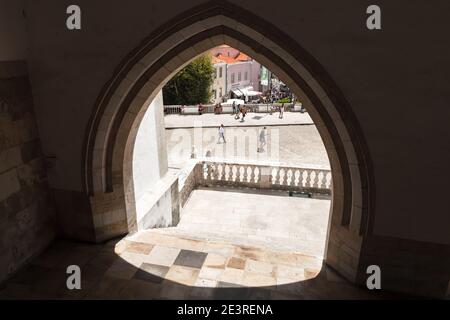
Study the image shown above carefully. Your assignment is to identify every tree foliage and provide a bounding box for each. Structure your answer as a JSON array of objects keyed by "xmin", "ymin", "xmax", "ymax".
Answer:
[{"xmin": 162, "ymin": 55, "xmax": 215, "ymax": 105}]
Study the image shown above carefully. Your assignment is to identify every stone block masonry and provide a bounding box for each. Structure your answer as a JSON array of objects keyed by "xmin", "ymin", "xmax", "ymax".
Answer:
[{"xmin": 0, "ymin": 61, "xmax": 56, "ymax": 283}]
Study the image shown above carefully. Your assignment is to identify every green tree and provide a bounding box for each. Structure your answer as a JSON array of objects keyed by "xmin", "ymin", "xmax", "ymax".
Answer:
[{"xmin": 163, "ymin": 55, "xmax": 215, "ymax": 105}]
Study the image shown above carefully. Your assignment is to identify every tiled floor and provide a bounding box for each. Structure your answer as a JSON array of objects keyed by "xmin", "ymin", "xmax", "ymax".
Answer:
[
  {"xmin": 0, "ymin": 231, "xmax": 406, "ymax": 299},
  {"xmin": 0, "ymin": 185, "xmax": 410, "ymax": 300}
]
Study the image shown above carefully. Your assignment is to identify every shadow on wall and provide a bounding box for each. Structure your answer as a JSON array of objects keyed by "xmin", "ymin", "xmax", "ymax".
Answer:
[{"xmin": 0, "ymin": 237, "xmax": 413, "ymax": 300}]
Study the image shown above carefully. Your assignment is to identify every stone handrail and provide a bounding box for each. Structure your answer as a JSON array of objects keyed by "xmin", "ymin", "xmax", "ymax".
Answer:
[
  {"xmin": 164, "ymin": 102, "xmax": 304, "ymax": 115},
  {"xmin": 199, "ymin": 161, "xmax": 332, "ymax": 192},
  {"xmin": 179, "ymin": 160, "xmax": 332, "ymax": 207}
]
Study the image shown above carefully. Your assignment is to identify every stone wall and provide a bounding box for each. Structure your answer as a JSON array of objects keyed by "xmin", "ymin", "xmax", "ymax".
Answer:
[
  {"xmin": 179, "ymin": 164, "xmax": 200, "ymax": 209},
  {"xmin": 0, "ymin": 61, "xmax": 56, "ymax": 283},
  {"xmin": 135, "ymin": 170, "xmax": 180, "ymax": 231},
  {"xmin": 133, "ymin": 91, "xmax": 168, "ymax": 223}
]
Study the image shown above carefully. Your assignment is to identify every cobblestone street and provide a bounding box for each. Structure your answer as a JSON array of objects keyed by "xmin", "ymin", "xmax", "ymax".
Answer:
[{"xmin": 166, "ymin": 124, "xmax": 330, "ymax": 170}]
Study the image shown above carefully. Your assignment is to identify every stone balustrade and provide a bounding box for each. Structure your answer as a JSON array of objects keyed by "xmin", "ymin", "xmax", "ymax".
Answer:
[
  {"xmin": 178, "ymin": 160, "xmax": 332, "ymax": 208},
  {"xmin": 199, "ymin": 161, "xmax": 332, "ymax": 193},
  {"xmin": 164, "ymin": 102, "xmax": 304, "ymax": 115}
]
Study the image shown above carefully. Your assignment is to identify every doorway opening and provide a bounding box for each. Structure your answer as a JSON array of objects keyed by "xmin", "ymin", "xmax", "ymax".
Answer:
[{"xmin": 84, "ymin": 4, "xmax": 370, "ymax": 293}]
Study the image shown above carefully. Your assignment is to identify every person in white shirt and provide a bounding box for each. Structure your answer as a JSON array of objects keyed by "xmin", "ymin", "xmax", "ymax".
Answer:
[{"xmin": 218, "ymin": 124, "xmax": 226, "ymax": 143}]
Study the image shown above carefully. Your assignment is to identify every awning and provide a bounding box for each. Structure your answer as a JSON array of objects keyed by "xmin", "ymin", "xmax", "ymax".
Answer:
[
  {"xmin": 231, "ymin": 87, "xmax": 262, "ymax": 97},
  {"xmin": 231, "ymin": 89, "xmax": 244, "ymax": 97},
  {"xmin": 245, "ymin": 90, "xmax": 263, "ymax": 96}
]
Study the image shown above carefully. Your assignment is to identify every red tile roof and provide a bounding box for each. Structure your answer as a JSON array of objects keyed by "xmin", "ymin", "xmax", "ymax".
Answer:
[
  {"xmin": 235, "ymin": 52, "xmax": 250, "ymax": 61},
  {"xmin": 211, "ymin": 56, "xmax": 223, "ymax": 64},
  {"xmin": 210, "ymin": 49, "xmax": 253, "ymax": 65},
  {"xmin": 215, "ymin": 53, "xmax": 238, "ymax": 64}
]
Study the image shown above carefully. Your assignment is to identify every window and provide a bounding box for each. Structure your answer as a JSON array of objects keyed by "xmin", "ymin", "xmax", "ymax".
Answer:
[
  {"xmin": 214, "ymin": 68, "xmax": 217, "ymax": 79},
  {"xmin": 219, "ymin": 67, "xmax": 222, "ymax": 78},
  {"xmin": 238, "ymin": 72, "xmax": 241, "ymax": 81},
  {"xmin": 213, "ymin": 90, "xmax": 217, "ymax": 99},
  {"xmin": 219, "ymin": 87, "xmax": 222, "ymax": 97},
  {"xmin": 244, "ymin": 71, "xmax": 248, "ymax": 81},
  {"xmin": 231, "ymin": 73, "xmax": 235, "ymax": 83}
]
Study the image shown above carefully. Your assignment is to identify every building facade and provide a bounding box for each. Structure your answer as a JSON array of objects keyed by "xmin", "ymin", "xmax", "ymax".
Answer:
[
  {"xmin": 211, "ymin": 58, "xmax": 227, "ymax": 103},
  {"xmin": 210, "ymin": 45, "xmax": 262, "ymax": 103}
]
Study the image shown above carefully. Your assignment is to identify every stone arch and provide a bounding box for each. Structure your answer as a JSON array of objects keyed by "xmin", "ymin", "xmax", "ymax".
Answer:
[{"xmin": 83, "ymin": 1, "xmax": 373, "ymax": 283}]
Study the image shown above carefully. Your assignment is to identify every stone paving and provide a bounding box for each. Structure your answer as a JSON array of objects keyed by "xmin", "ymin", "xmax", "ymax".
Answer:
[
  {"xmin": 164, "ymin": 111, "xmax": 313, "ymax": 129},
  {"xmin": 0, "ymin": 186, "xmax": 408, "ymax": 300},
  {"xmin": 0, "ymin": 231, "xmax": 407, "ymax": 300},
  {"xmin": 171, "ymin": 187, "xmax": 331, "ymax": 258},
  {"xmin": 166, "ymin": 125, "xmax": 330, "ymax": 170}
]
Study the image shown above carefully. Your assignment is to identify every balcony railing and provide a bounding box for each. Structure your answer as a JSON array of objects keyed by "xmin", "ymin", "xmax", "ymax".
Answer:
[
  {"xmin": 164, "ymin": 103, "xmax": 304, "ymax": 115},
  {"xmin": 179, "ymin": 160, "xmax": 332, "ymax": 207}
]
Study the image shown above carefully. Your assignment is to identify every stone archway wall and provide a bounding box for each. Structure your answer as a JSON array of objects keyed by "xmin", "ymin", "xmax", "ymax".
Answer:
[{"xmin": 84, "ymin": 2, "xmax": 372, "ymax": 284}]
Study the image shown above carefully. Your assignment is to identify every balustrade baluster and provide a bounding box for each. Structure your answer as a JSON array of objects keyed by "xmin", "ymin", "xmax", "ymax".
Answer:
[
  {"xmin": 317, "ymin": 171, "xmax": 324, "ymax": 188},
  {"xmin": 254, "ymin": 167, "xmax": 260, "ymax": 183},
  {"xmin": 326, "ymin": 171, "xmax": 332, "ymax": 189},
  {"xmin": 211, "ymin": 164, "xmax": 217, "ymax": 180},
  {"xmin": 279, "ymin": 168, "xmax": 286, "ymax": 186},
  {"xmin": 217, "ymin": 164, "xmax": 223, "ymax": 180},
  {"xmin": 224, "ymin": 165, "xmax": 230, "ymax": 181},
  {"xmin": 232, "ymin": 165, "xmax": 237, "ymax": 181},
  {"xmin": 294, "ymin": 169, "xmax": 300, "ymax": 187},
  {"xmin": 248, "ymin": 166, "xmax": 255, "ymax": 183},
  {"xmin": 271, "ymin": 167, "xmax": 279, "ymax": 185},
  {"xmin": 286, "ymin": 169, "xmax": 293, "ymax": 186},
  {"xmin": 239, "ymin": 165, "xmax": 245, "ymax": 182},
  {"xmin": 206, "ymin": 163, "xmax": 213, "ymax": 181},
  {"xmin": 311, "ymin": 170, "xmax": 319, "ymax": 188},
  {"xmin": 304, "ymin": 170, "xmax": 311, "ymax": 188}
]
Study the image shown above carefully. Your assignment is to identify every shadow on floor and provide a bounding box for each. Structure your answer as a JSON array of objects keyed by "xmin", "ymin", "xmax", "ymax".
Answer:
[{"xmin": 0, "ymin": 237, "xmax": 412, "ymax": 300}]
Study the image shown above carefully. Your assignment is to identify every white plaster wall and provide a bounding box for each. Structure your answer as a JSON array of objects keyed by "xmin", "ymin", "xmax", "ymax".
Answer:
[
  {"xmin": 138, "ymin": 188, "xmax": 172, "ymax": 229},
  {"xmin": 212, "ymin": 62, "xmax": 227, "ymax": 103},
  {"xmin": 136, "ymin": 177, "xmax": 177, "ymax": 230},
  {"xmin": 133, "ymin": 90, "xmax": 168, "ymax": 223}
]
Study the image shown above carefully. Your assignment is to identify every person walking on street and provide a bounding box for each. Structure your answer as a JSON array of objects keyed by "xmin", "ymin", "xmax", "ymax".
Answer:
[
  {"xmin": 232, "ymin": 101, "xmax": 236, "ymax": 115},
  {"xmin": 235, "ymin": 104, "xmax": 241, "ymax": 119},
  {"xmin": 241, "ymin": 106, "xmax": 247, "ymax": 122},
  {"xmin": 258, "ymin": 126, "xmax": 267, "ymax": 152},
  {"xmin": 218, "ymin": 124, "xmax": 226, "ymax": 143},
  {"xmin": 279, "ymin": 103, "xmax": 284, "ymax": 119}
]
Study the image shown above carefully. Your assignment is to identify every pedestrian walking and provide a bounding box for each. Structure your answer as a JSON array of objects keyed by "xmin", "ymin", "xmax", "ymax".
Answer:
[
  {"xmin": 258, "ymin": 126, "xmax": 267, "ymax": 152},
  {"xmin": 232, "ymin": 101, "xmax": 236, "ymax": 115},
  {"xmin": 218, "ymin": 124, "xmax": 226, "ymax": 143},
  {"xmin": 235, "ymin": 104, "xmax": 241, "ymax": 119},
  {"xmin": 279, "ymin": 103, "xmax": 284, "ymax": 119},
  {"xmin": 198, "ymin": 103, "xmax": 204, "ymax": 115},
  {"xmin": 241, "ymin": 106, "xmax": 247, "ymax": 122}
]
